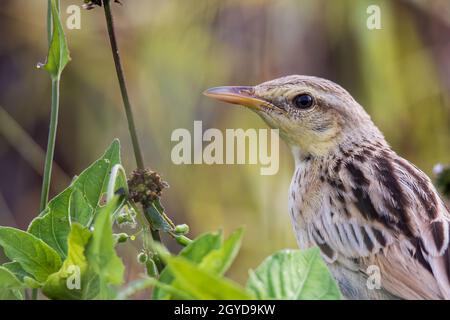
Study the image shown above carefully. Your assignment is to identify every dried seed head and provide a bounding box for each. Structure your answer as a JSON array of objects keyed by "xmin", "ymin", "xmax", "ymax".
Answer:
[
  {"xmin": 82, "ymin": 0, "xmax": 102, "ymax": 10},
  {"xmin": 128, "ymin": 168, "xmax": 169, "ymax": 206},
  {"xmin": 82, "ymin": 0, "xmax": 122, "ymax": 10}
]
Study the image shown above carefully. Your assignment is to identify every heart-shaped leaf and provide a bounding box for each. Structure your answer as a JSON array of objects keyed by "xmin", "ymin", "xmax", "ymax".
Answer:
[
  {"xmin": 0, "ymin": 227, "xmax": 62, "ymax": 283},
  {"xmin": 28, "ymin": 140, "xmax": 123, "ymax": 258},
  {"xmin": 246, "ymin": 248, "xmax": 341, "ymax": 300}
]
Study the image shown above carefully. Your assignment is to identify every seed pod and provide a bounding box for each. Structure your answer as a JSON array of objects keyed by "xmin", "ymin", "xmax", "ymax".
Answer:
[
  {"xmin": 114, "ymin": 233, "xmax": 129, "ymax": 243},
  {"xmin": 174, "ymin": 224, "xmax": 189, "ymax": 235},
  {"xmin": 175, "ymin": 234, "xmax": 192, "ymax": 246},
  {"xmin": 116, "ymin": 214, "xmax": 133, "ymax": 224},
  {"xmin": 145, "ymin": 258, "xmax": 159, "ymax": 278},
  {"xmin": 137, "ymin": 252, "xmax": 148, "ymax": 264}
]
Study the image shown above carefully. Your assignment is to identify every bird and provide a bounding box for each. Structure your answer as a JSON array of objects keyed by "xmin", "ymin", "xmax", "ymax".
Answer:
[{"xmin": 204, "ymin": 75, "xmax": 450, "ymax": 300}]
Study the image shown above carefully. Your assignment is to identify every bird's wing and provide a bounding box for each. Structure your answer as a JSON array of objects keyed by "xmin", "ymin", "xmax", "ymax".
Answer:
[{"xmin": 312, "ymin": 149, "xmax": 450, "ymax": 299}]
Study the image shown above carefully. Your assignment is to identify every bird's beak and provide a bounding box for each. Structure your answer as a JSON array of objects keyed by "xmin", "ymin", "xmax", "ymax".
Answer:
[{"xmin": 203, "ymin": 86, "xmax": 269, "ymax": 111}]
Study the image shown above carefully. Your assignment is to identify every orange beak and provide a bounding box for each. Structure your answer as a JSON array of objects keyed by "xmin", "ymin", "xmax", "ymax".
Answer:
[{"xmin": 203, "ymin": 86, "xmax": 269, "ymax": 111}]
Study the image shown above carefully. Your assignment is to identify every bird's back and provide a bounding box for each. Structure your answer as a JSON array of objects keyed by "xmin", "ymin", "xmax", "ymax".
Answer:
[{"xmin": 288, "ymin": 140, "xmax": 450, "ymax": 299}]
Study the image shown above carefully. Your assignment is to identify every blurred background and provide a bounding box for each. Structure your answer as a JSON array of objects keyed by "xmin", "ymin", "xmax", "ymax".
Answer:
[{"xmin": 1, "ymin": 0, "xmax": 450, "ymax": 287}]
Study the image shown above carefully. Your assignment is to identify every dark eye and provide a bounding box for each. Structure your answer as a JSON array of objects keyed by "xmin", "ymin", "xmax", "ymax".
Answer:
[{"xmin": 293, "ymin": 94, "xmax": 314, "ymax": 109}]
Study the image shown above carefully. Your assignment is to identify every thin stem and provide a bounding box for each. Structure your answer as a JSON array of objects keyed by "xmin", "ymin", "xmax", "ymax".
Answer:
[
  {"xmin": 39, "ymin": 79, "xmax": 59, "ymax": 212},
  {"xmin": 46, "ymin": 0, "xmax": 51, "ymax": 46},
  {"xmin": 46, "ymin": 0, "xmax": 61, "ymax": 45},
  {"xmin": 102, "ymin": 0, "xmax": 164, "ymax": 271},
  {"xmin": 34, "ymin": 0, "xmax": 61, "ymax": 301},
  {"xmin": 150, "ymin": 228, "xmax": 164, "ymax": 271},
  {"xmin": 106, "ymin": 164, "xmax": 128, "ymax": 202},
  {"xmin": 31, "ymin": 288, "xmax": 38, "ymax": 300},
  {"xmin": 147, "ymin": 227, "xmax": 164, "ymax": 273},
  {"xmin": 103, "ymin": 0, "xmax": 144, "ymax": 170}
]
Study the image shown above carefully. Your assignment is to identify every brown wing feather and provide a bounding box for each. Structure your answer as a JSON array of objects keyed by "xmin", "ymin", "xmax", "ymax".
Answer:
[{"xmin": 316, "ymin": 147, "xmax": 450, "ymax": 299}]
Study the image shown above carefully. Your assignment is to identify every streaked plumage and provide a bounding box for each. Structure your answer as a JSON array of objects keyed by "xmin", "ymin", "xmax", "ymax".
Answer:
[{"xmin": 205, "ymin": 75, "xmax": 450, "ymax": 299}]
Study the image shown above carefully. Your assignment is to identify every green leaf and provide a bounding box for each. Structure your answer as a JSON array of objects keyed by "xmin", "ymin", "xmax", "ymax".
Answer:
[
  {"xmin": 24, "ymin": 276, "xmax": 42, "ymax": 289},
  {"xmin": 152, "ymin": 231, "xmax": 222, "ymax": 299},
  {"xmin": 165, "ymin": 255, "xmax": 254, "ymax": 300},
  {"xmin": 2, "ymin": 262, "xmax": 32, "ymax": 282},
  {"xmin": 38, "ymin": 0, "xmax": 70, "ymax": 79},
  {"xmin": 86, "ymin": 196, "xmax": 125, "ymax": 298},
  {"xmin": 0, "ymin": 227, "xmax": 62, "ymax": 283},
  {"xmin": 246, "ymin": 248, "xmax": 341, "ymax": 300},
  {"xmin": 72, "ymin": 139, "xmax": 123, "ymax": 211},
  {"xmin": 42, "ymin": 223, "xmax": 99, "ymax": 300},
  {"xmin": 28, "ymin": 140, "xmax": 123, "ymax": 258},
  {"xmin": 199, "ymin": 228, "xmax": 243, "ymax": 275},
  {"xmin": 0, "ymin": 267, "xmax": 23, "ymax": 288},
  {"xmin": 164, "ymin": 229, "xmax": 243, "ymax": 300},
  {"xmin": 28, "ymin": 188, "xmax": 72, "ymax": 258},
  {"xmin": 69, "ymin": 189, "xmax": 94, "ymax": 226},
  {"xmin": 178, "ymin": 231, "xmax": 223, "ymax": 263},
  {"xmin": 144, "ymin": 200, "xmax": 173, "ymax": 232},
  {"xmin": 0, "ymin": 266, "xmax": 24, "ymax": 300},
  {"xmin": 116, "ymin": 277, "xmax": 191, "ymax": 300}
]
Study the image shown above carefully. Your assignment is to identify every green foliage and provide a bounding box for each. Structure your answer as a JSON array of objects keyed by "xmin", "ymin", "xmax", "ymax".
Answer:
[
  {"xmin": 0, "ymin": 140, "xmax": 341, "ymax": 300},
  {"xmin": 0, "ymin": 227, "xmax": 62, "ymax": 283},
  {"xmin": 144, "ymin": 199, "xmax": 173, "ymax": 232},
  {"xmin": 163, "ymin": 254, "xmax": 254, "ymax": 300},
  {"xmin": 38, "ymin": 0, "xmax": 70, "ymax": 79},
  {"xmin": 43, "ymin": 196, "xmax": 126, "ymax": 300},
  {"xmin": 42, "ymin": 223, "xmax": 97, "ymax": 299},
  {"xmin": 198, "ymin": 228, "xmax": 243, "ymax": 275},
  {"xmin": 247, "ymin": 248, "xmax": 341, "ymax": 300},
  {"xmin": 28, "ymin": 140, "xmax": 123, "ymax": 258},
  {"xmin": 0, "ymin": 141, "xmax": 126, "ymax": 300},
  {"xmin": 0, "ymin": 266, "xmax": 24, "ymax": 300},
  {"xmin": 152, "ymin": 231, "xmax": 223, "ymax": 299},
  {"xmin": 85, "ymin": 196, "xmax": 126, "ymax": 297},
  {"xmin": 2, "ymin": 261, "xmax": 32, "ymax": 282},
  {"xmin": 148, "ymin": 231, "xmax": 341, "ymax": 301}
]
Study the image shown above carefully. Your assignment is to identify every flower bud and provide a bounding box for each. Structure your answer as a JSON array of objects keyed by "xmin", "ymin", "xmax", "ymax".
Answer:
[
  {"xmin": 116, "ymin": 214, "xmax": 133, "ymax": 225},
  {"xmin": 174, "ymin": 224, "xmax": 189, "ymax": 235},
  {"xmin": 174, "ymin": 234, "xmax": 192, "ymax": 246},
  {"xmin": 137, "ymin": 252, "xmax": 148, "ymax": 264},
  {"xmin": 145, "ymin": 258, "xmax": 159, "ymax": 278},
  {"xmin": 114, "ymin": 233, "xmax": 129, "ymax": 243}
]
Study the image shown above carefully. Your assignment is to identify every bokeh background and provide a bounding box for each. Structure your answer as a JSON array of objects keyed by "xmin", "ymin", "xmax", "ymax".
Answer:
[{"xmin": 1, "ymin": 0, "xmax": 450, "ymax": 287}]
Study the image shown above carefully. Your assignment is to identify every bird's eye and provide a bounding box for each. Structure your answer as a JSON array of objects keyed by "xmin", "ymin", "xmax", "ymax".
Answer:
[{"xmin": 293, "ymin": 94, "xmax": 314, "ymax": 109}]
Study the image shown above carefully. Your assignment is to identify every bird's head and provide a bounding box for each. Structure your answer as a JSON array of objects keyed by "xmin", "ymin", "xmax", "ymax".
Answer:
[{"xmin": 204, "ymin": 75, "xmax": 381, "ymax": 158}]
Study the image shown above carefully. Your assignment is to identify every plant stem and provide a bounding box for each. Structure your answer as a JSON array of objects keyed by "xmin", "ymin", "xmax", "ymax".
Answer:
[
  {"xmin": 103, "ymin": 0, "xmax": 144, "ymax": 170},
  {"xmin": 150, "ymin": 228, "xmax": 164, "ymax": 272},
  {"xmin": 39, "ymin": 79, "xmax": 60, "ymax": 212},
  {"xmin": 31, "ymin": 288, "xmax": 38, "ymax": 300},
  {"xmin": 46, "ymin": 0, "xmax": 51, "ymax": 45},
  {"xmin": 102, "ymin": 0, "xmax": 164, "ymax": 271},
  {"xmin": 34, "ymin": 0, "xmax": 61, "ymax": 301}
]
